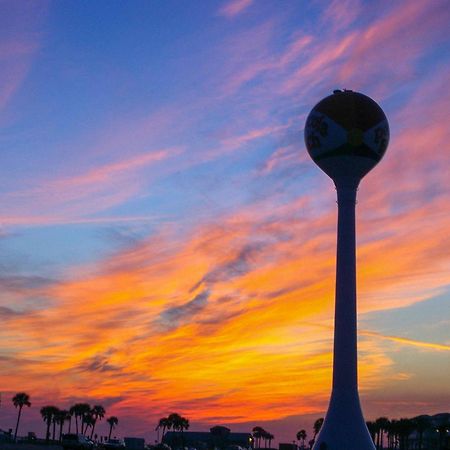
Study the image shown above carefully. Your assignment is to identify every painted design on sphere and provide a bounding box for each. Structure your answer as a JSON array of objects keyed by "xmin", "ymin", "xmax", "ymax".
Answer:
[{"xmin": 305, "ymin": 112, "xmax": 389, "ymax": 162}]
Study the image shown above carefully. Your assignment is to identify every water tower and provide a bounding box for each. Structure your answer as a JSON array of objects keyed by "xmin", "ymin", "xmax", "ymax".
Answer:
[{"xmin": 304, "ymin": 90, "xmax": 389, "ymax": 450}]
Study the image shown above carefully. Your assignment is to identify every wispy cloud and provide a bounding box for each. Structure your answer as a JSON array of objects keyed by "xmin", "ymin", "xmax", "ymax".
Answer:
[
  {"xmin": 0, "ymin": 147, "xmax": 181, "ymax": 226},
  {"xmin": 219, "ymin": 0, "xmax": 253, "ymax": 18},
  {"xmin": 0, "ymin": 1, "xmax": 48, "ymax": 114},
  {"xmin": 361, "ymin": 330, "xmax": 450, "ymax": 352}
]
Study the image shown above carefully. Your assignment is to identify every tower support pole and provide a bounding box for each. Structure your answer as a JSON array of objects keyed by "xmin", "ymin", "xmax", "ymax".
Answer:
[{"xmin": 313, "ymin": 179, "xmax": 375, "ymax": 450}]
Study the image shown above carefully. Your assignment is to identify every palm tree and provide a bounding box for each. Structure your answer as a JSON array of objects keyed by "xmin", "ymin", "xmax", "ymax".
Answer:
[
  {"xmin": 261, "ymin": 431, "xmax": 269, "ymax": 448},
  {"xmin": 397, "ymin": 418, "xmax": 414, "ymax": 450},
  {"xmin": 313, "ymin": 418, "xmax": 324, "ymax": 439},
  {"xmin": 12, "ymin": 392, "xmax": 31, "ymax": 441},
  {"xmin": 51, "ymin": 407, "xmax": 61, "ymax": 440},
  {"xmin": 375, "ymin": 417, "xmax": 390, "ymax": 450},
  {"xmin": 74, "ymin": 403, "xmax": 91, "ymax": 434},
  {"xmin": 412, "ymin": 416, "xmax": 430, "ymax": 450},
  {"xmin": 386, "ymin": 418, "xmax": 398, "ymax": 450},
  {"xmin": 156, "ymin": 417, "xmax": 170, "ymax": 442},
  {"xmin": 266, "ymin": 432, "xmax": 274, "ymax": 448},
  {"xmin": 55, "ymin": 410, "xmax": 70, "ymax": 441},
  {"xmin": 167, "ymin": 413, "xmax": 189, "ymax": 447},
  {"xmin": 82, "ymin": 412, "xmax": 95, "ymax": 436},
  {"xmin": 296, "ymin": 430, "xmax": 307, "ymax": 448},
  {"xmin": 253, "ymin": 427, "xmax": 266, "ymax": 448},
  {"xmin": 69, "ymin": 405, "xmax": 77, "ymax": 433},
  {"xmin": 107, "ymin": 416, "xmax": 119, "ymax": 440},
  {"xmin": 40, "ymin": 406, "xmax": 58, "ymax": 442},
  {"xmin": 366, "ymin": 421, "xmax": 377, "ymax": 445},
  {"xmin": 71, "ymin": 403, "xmax": 89, "ymax": 434},
  {"xmin": 90, "ymin": 405, "xmax": 106, "ymax": 439},
  {"xmin": 168, "ymin": 413, "xmax": 182, "ymax": 432},
  {"xmin": 69, "ymin": 405, "xmax": 78, "ymax": 433},
  {"xmin": 179, "ymin": 416, "xmax": 189, "ymax": 446}
]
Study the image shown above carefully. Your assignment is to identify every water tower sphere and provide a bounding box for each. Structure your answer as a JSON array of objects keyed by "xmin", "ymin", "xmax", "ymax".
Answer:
[{"xmin": 304, "ymin": 90, "xmax": 389, "ymax": 181}]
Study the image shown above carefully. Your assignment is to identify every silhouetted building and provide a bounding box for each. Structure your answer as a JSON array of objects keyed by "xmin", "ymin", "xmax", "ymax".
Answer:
[
  {"xmin": 279, "ymin": 443, "xmax": 297, "ymax": 450},
  {"xmin": 125, "ymin": 437, "xmax": 145, "ymax": 450},
  {"xmin": 162, "ymin": 426, "xmax": 253, "ymax": 450}
]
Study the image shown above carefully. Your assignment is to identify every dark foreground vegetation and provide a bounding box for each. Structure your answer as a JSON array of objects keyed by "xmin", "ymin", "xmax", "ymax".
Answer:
[
  {"xmin": 299, "ymin": 415, "xmax": 450, "ymax": 450},
  {"xmin": 2, "ymin": 392, "xmax": 449, "ymax": 450}
]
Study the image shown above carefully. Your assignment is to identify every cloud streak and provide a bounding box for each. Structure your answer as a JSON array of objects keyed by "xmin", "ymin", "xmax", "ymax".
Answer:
[
  {"xmin": 361, "ymin": 331, "xmax": 450, "ymax": 352},
  {"xmin": 219, "ymin": 0, "xmax": 253, "ymax": 18}
]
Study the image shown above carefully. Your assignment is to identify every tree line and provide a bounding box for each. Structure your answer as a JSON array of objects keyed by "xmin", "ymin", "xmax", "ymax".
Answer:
[
  {"xmin": 294, "ymin": 415, "xmax": 449, "ymax": 450},
  {"xmin": 365, "ymin": 415, "xmax": 450, "ymax": 450},
  {"xmin": 9, "ymin": 392, "xmax": 119, "ymax": 442}
]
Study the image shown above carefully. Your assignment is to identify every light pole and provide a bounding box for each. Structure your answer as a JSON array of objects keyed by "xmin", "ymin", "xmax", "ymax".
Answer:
[{"xmin": 304, "ymin": 90, "xmax": 389, "ymax": 450}]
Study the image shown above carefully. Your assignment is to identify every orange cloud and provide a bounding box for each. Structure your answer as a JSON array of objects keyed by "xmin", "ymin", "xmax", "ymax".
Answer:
[
  {"xmin": 2, "ymin": 161, "xmax": 449, "ymax": 428},
  {"xmin": 360, "ymin": 331, "xmax": 450, "ymax": 352}
]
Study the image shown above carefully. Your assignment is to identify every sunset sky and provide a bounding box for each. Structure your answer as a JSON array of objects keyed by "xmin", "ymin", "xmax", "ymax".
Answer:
[{"xmin": 0, "ymin": 0, "xmax": 449, "ymax": 443}]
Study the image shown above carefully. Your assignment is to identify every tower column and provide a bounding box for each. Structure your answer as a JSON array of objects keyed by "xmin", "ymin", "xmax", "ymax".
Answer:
[
  {"xmin": 313, "ymin": 179, "xmax": 374, "ymax": 450},
  {"xmin": 333, "ymin": 181, "xmax": 358, "ymax": 396}
]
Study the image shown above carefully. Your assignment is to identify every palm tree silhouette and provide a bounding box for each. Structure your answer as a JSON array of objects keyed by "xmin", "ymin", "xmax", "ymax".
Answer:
[
  {"xmin": 313, "ymin": 418, "xmax": 324, "ymax": 440},
  {"xmin": 69, "ymin": 405, "xmax": 77, "ymax": 433},
  {"xmin": 82, "ymin": 412, "xmax": 95, "ymax": 436},
  {"xmin": 266, "ymin": 432, "xmax": 274, "ymax": 448},
  {"xmin": 252, "ymin": 426, "xmax": 265, "ymax": 448},
  {"xmin": 167, "ymin": 413, "xmax": 189, "ymax": 447},
  {"xmin": 51, "ymin": 407, "xmax": 61, "ymax": 441},
  {"xmin": 366, "ymin": 421, "xmax": 377, "ymax": 444},
  {"xmin": 71, "ymin": 403, "xmax": 90, "ymax": 434},
  {"xmin": 375, "ymin": 417, "xmax": 390, "ymax": 449},
  {"xmin": 156, "ymin": 417, "xmax": 170, "ymax": 442},
  {"xmin": 107, "ymin": 416, "xmax": 119, "ymax": 440},
  {"xmin": 179, "ymin": 416, "xmax": 189, "ymax": 446},
  {"xmin": 412, "ymin": 416, "xmax": 430, "ymax": 450},
  {"xmin": 75, "ymin": 403, "xmax": 91, "ymax": 434},
  {"xmin": 386, "ymin": 418, "xmax": 398, "ymax": 450},
  {"xmin": 90, "ymin": 405, "xmax": 106, "ymax": 439},
  {"xmin": 168, "ymin": 413, "xmax": 182, "ymax": 432},
  {"xmin": 296, "ymin": 430, "xmax": 307, "ymax": 448},
  {"xmin": 396, "ymin": 418, "xmax": 414, "ymax": 450},
  {"xmin": 55, "ymin": 410, "xmax": 70, "ymax": 441},
  {"xmin": 40, "ymin": 406, "xmax": 58, "ymax": 442},
  {"xmin": 12, "ymin": 392, "xmax": 31, "ymax": 441}
]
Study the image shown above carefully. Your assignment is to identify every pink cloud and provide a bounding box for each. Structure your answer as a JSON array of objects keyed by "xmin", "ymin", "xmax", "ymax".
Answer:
[
  {"xmin": 219, "ymin": 0, "xmax": 449, "ymax": 105},
  {"xmin": 48, "ymin": 149, "xmax": 176, "ymax": 189},
  {"xmin": 280, "ymin": 32, "xmax": 357, "ymax": 94},
  {"xmin": 0, "ymin": 147, "xmax": 181, "ymax": 226},
  {"xmin": 260, "ymin": 144, "xmax": 308, "ymax": 175},
  {"xmin": 220, "ymin": 27, "xmax": 313, "ymax": 96},
  {"xmin": 322, "ymin": 0, "xmax": 362, "ymax": 31},
  {"xmin": 0, "ymin": 2, "xmax": 48, "ymax": 114},
  {"xmin": 337, "ymin": 1, "xmax": 450, "ymax": 89},
  {"xmin": 219, "ymin": 0, "xmax": 253, "ymax": 18}
]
